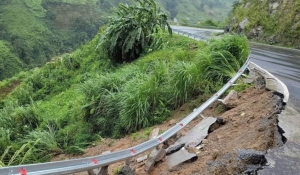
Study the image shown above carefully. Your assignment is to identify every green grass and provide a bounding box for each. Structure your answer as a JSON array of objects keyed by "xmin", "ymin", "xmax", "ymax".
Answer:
[
  {"xmin": 228, "ymin": 0, "xmax": 300, "ymax": 47},
  {"xmin": 0, "ymin": 31, "xmax": 249, "ymax": 165}
]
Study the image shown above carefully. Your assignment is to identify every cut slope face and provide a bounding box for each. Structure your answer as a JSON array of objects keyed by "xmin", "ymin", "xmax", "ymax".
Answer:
[{"xmin": 227, "ymin": 0, "xmax": 300, "ymax": 48}]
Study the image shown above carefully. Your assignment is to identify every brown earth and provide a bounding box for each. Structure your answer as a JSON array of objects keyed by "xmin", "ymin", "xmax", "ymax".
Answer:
[{"xmin": 53, "ymin": 87, "xmax": 281, "ymax": 175}]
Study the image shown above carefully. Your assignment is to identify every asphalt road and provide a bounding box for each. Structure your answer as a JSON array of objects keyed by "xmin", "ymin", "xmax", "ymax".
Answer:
[
  {"xmin": 171, "ymin": 25, "xmax": 300, "ymax": 110},
  {"xmin": 172, "ymin": 25, "xmax": 300, "ymax": 175}
]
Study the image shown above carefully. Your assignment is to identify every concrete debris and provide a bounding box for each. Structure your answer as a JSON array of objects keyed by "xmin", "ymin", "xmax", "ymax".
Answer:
[
  {"xmin": 254, "ymin": 76, "xmax": 266, "ymax": 89},
  {"xmin": 237, "ymin": 149, "xmax": 267, "ymax": 165},
  {"xmin": 144, "ymin": 148, "xmax": 166, "ymax": 172},
  {"xmin": 221, "ymin": 90, "xmax": 239, "ymax": 108},
  {"xmin": 167, "ymin": 117, "xmax": 217, "ymax": 150},
  {"xmin": 167, "ymin": 148, "xmax": 198, "ymax": 169},
  {"xmin": 166, "ymin": 143, "xmax": 185, "ymax": 155},
  {"xmin": 136, "ymin": 155, "xmax": 148, "ymax": 163},
  {"xmin": 243, "ymin": 78, "xmax": 254, "ymax": 84}
]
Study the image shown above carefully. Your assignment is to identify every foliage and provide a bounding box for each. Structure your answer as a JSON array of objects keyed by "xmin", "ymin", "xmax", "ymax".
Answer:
[
  {"xmin": 198, "ymin": 34, "xmax": 249, "ymax": 83},
  {"xmin": 98, "ymin": 0, "xmax": 172, "ymax": 63},
  {"xmin": 228, "ymin": 0, "xmax": 300, "ymax": 47},
  {"xmin": 0, "ymin": 32, "xmax": 249, "ymax": 164},
  {"xmin": 0, "ymin": 0, "xmax": 103, "ymax": 80},
  {"xmin": 0, "ymin": 41, "xmax": 23, "ymax": 80}
]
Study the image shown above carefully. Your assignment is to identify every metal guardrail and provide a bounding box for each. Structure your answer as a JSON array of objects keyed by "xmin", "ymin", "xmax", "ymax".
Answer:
[
  {"xmin": 248, "ymin": 62, "xmax": 289, "ymax": 103},
  {"xmin": 172, "ymin": 28, "xmax": 208, "ymax": 41},
  {"xmin": 0, "ymin": 57, "xmax": 250, "ymax": 175},
  {"xmin": 0, "ymin": 27, "xmax": 250, "ymax": 175}
]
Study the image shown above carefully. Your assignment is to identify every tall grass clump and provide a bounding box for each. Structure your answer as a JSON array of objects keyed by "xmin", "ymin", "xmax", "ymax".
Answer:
[{"xmin": 198, "ymin": 34, "xmax": 249, "ymax": 83}]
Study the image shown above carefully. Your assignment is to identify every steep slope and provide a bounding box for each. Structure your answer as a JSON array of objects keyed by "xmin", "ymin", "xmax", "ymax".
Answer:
[
  {"xmin": 0, "ymin": 0, "xmax": 103, "ymax": 80},
  {"xmin": 227, "ymin": 0, "xmax": 300, "ymax": 48},
  {"xmin": 0, "ymin": 0, "xmax": 235, "ymax": 80}
]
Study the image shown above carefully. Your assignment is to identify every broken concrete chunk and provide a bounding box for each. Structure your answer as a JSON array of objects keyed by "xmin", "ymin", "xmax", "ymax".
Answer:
[
  {"xmin": 166, "ymin": 143, "xmax": 185, "ymax": 155},
  {"xmin": 222, "ymin": 90, "xmax": 238, "ymax": 105},
  {"xmin": 237, "ymin": 149, "xmax": 267, "ymax": 165},
  {"xmin": 136, "ymin": 155, "xmax": 148, "ymax": 163},
  {"xmin": 149, "ymin": 128, "xmax": 160, "ymax": 139},
  {"xmin": 166, "ymin": 148, "xmax": 198, "ymax": 169},
  {"xmin": 243, "ymin": 78, "xmax": 254, "ymax": 84},
  {"xmin": 254, "ymin": 76, "xmax": 266, "ymax": 89},
  {"xmin": 144, "ymin": 148, "xmax": 166, "ymax": 172},
  {"xmin": 168, "ymin": 117, "xmax": 217, "ymax": 150}
]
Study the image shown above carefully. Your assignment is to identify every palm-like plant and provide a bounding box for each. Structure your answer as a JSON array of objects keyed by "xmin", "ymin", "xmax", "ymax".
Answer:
[{"xmin": 98, "ymin": 0, "xmax": 172, "ymax": 63}]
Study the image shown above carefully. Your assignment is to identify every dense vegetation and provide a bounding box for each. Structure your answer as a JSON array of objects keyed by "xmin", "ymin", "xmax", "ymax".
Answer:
[
  {"xmin": 0, "ymin": 0, "xmax": 249, "ymax": 166},
  {"xmin": 227, "ymin": 0, "xmax": 300, "ymax": 48},
  {"xmin": 0, "ymin": 0, "xmax": 236, "ymax": 80},
  {"xmin": 0, "ymin": 31, "xmax": 249, "ymax": 165}
]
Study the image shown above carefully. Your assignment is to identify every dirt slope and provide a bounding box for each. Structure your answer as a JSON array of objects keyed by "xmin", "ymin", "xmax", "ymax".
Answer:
[{"xmin": 53, "ymin": 87, "xmax": 282, "ymax": 175}]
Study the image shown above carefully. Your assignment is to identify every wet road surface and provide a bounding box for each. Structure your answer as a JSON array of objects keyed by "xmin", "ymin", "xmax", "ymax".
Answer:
[
  {"xmin": 172, "ymin": 26, "xmax": 300, "ymax": 175},
  {"xmin": 171, "ymin": 26, "xmax": 300, "ymax": 110},
  {"xmin": 250, "ymin": 43, "xmax": 300, "ymax": 109}
]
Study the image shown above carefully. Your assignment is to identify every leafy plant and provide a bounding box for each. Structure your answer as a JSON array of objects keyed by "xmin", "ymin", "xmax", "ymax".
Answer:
[{"xmin": 98, "ymin": 0, "xmax": 172, "ymax": 63}]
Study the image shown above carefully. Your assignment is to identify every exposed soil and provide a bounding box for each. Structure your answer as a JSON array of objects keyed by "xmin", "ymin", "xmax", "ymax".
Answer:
[{"xmin": 53, "ymin": 87, "xmax": 282, "ymax": 175}]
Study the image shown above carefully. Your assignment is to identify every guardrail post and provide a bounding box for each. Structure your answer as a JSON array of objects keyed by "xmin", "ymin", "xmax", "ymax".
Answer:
[
  {"xmin": 87, "ymin": 151, "xmax": 111, "ymax": 175},
  {"xmin": 125, "ymin": 159, "xmax": 131, "ymax": 165}
]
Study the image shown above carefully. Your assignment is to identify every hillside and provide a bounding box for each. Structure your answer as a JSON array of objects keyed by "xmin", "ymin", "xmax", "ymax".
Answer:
[
  {"xmin": 227, "ymin": 0, "xmax": 300, "ymax": 48},
  {"xmin": 0, "ymin": 0, "xmax": 235, "ymax": 80}
]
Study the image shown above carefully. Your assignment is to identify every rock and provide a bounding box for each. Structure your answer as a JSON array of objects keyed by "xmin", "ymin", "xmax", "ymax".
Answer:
[
  {"xmin": 136, "ymin": 155, "xmax": 148, "ymax": 163},
  {"xmin": 238, "ymin": 18, "xmax": 249, "ymax": 33},
  {"xmin": 118, "ymin": 165, "xmax": 135, "ymax": 175},
  {"xmin": 144, "ymin": 148, "xmax": 166, "ymax": 172},
  {"xmin": 269, "ymin": 2, "xmax": 279, "ymax": 14},
  {"xmin": 237, "ymin": 149, "xmax": 267, "ymax": 165},
  {"xmin": 166, "ymin": 143, "xmax": 185, "ymax": 155},
  {"xmin": 209, "ymin": 118, "xmax": 225, "ymax": 133},
  {"xmin": 217, "ymin": 135, "xmax": 222, "ymax": 140},
  {"xmin": 202, "ymin": 139, "xmax": 209, "ymax": 144},
  {"xmin": 273, "ymin": 94, "xmax": 284, "ymax": 111},
  {"xmin": 243, "ymin": 78, "xmax": 254, "ymax": 84},
  {"xmin": 206, "ymin": 161, "xmax": 226, "ymax": 174},
  {"xmin": 211, "ymin": 149, "xmax": 221, "ymax": 160},
  {"xmin": 254, "ymin": 76, "xmax": 266, "ymax": 89},
  {"xmin": 185, "ymin": 146, "xmax": 199, "ymax": 154},
  {"xmin": 223, "ymin": 90, "xmax": 238, "ymax": 104},
  {"xmin": 149, "ymin": 128, "xmax": 160, "ymax": 139},
  {"xmin": 156, "ymin": 149, "xmax": 166, "ymax": 162},
  {"xmin": 248, "ymin": 26, "xmax": 264, "ymax": 39},
  {"xmin": 169, "ymin": 119, "xmax": 176, "ymax": 126},
  {"xmin": 244, "ymin": 2, "xmax": 250, "ymax": 8},
  {"xmin": 243, "ymin": 164, "xmax": 263, "ymax": 175}
]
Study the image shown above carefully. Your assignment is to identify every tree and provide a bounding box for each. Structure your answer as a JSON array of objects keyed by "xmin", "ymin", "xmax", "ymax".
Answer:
[{"xmin": 98, "ymin": 0, "xmax": 172, "ymax": 63}]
